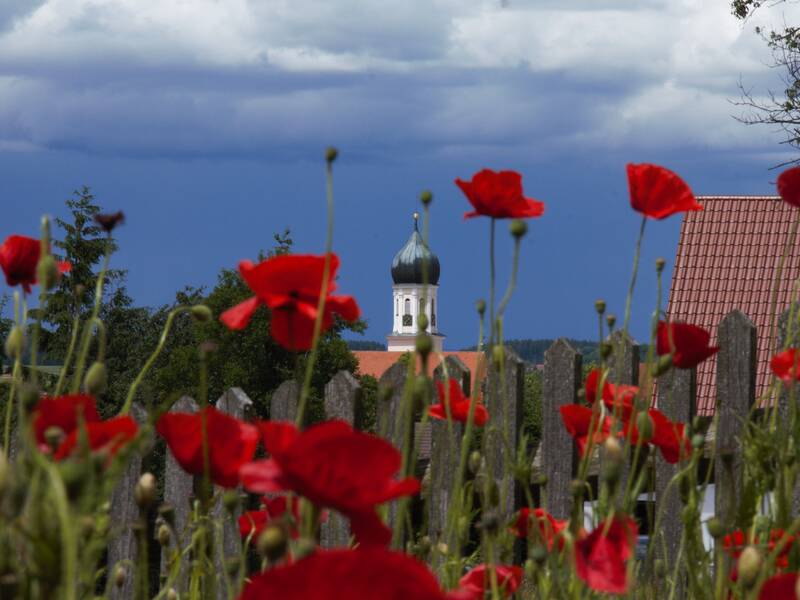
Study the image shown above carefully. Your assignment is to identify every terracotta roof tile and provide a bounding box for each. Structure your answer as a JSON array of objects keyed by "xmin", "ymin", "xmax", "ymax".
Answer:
[
  {"xmin": 667, "ymin": 196, "xmax": 800, "ymax": 415},
  {"xmin": 351, "ymin": 351, "xmax": 485, "ymax": 382}
]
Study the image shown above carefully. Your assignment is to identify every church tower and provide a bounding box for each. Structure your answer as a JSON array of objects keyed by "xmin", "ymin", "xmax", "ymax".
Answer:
[{"xmin": 387, "ymin": 213, "xmax": 445, "ymax": 352}]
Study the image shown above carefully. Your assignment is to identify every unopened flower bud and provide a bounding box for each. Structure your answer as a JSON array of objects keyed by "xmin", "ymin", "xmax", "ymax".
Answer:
[
  {"xmin": 737, "ymin": 546, "xmax": 762, "ymax": 588},
  {"xmin": 4, "ymin": 326, "xmax": 24, "ymax": 359},
  {"xmin": 636, "ymin": 412, "xmax": 654, "ymax": 443},
  {"xmin": 492, "ymin": 345, "xmax": 504, "ymax": 369},
  {"xmin": 134, "ymin": 473, "xmax": 157, "ymax": 509},
  {"xmin": 599, "ymin": 342, "xmax": 613, "ymax": 360},
  {"xmin": 258, "ymin": 526, "xmax": 288, "ymax": 561},
  {"xmin": 114, "ymin": 565, "xmax": 126, "ymax": 588},
  {"xmin": 419, "ymin": 190, "xmax": 433, "ymax": 206},
  {"xmin": 606, "ymin": 314, "xmax": 617, "ymax": 329},
  {"xmin": 417, "ymin": 313, "xmax": 429, "ymax": 331},
  {"xmin": 191, "ymin": 305, "xmax": 213, "ymax": 322},
  {"xmin": 534, "ymin": 473, "xmax": 548, "ymax": 487},
  {"xmin": 530, "ymin": 544, "xmax": 548, "ymax": 565},
  {"xmin": 571, "ymin": 479, "xmax": 585, "ymax": 497},
  {"xmin": 476, "ymin": 299, "xmax": 486, "ymax": 316},
  {"xmin": 415, "ymin": 334, "xmax": 432, "ymax": 358},
  {"xmin": 37, "ymin": 255, "xmax": 59, "ymax": 290},
  {"xmin": 603, "ymin": 436, "xmax": 623, "ymax": 464},
  {"xmin": 84, "ymin": 361, "xmax": 108, "ymax": 395},
  {"xmin": 692, "ymin": 433, "xmax": 705, "ymax": 451},
  {"xmin": 325, "ymin": 147, "xmax": 338, "ymax": 163},
  {"xmin": 655, "ymin": 257, "xmax": 666, "ymax": 273},
  {"xmin": 166, "ymin": 589, "xmax": 178, "ymax": 600},
  {"xmin": 158, "ymin": 503, "xmax": 176, "ymax": 528},
  {"xmin": 157, "ymin": 524, "xmax": 171, "ymax": 547},
  {"xmin": 480, "ymin": 510, "xmax": 500, "ymax": 535},
  {"xmin": 594, "ymin": 299, "xmax": 606, "ymax": 314},
  {"xmin": 436, "ymin": 542, "xmax": 449, "ymax": 555},
  {"xmin": 468, "ymin": 450, "xmax": 482, "ymax": 475},
  {"xmin": 223, "ymin": 490, "xmax": 241, "ymax": 514},
  {"xmin": 509, "ymin": 219, "xmax": 527, "ymax": 238},
  {"xmin": 419, "ymin": 535, "xmax": 432, "ymax": 554},
  {"xmin": 654, "ymin": 558, "xmax": 667, "ymax": 578},
  {"xmin": 651, "ymin": 354, "xmax": 673, "ymax": 379},
  {"xmin": 524, "ymin": 558, "xmax": 536, "ymax": 579}
]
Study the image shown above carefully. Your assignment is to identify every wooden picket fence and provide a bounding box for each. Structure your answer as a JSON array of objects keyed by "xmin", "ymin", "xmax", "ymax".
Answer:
[{"xmin": 106, "ymin": 307, "xmax": 789, "ymax": 597}]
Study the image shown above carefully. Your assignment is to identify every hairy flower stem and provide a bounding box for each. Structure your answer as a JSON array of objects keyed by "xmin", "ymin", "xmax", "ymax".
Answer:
[
  {"xmin": 622, "ymin": 216, "xmax": 647, "ymax": 337},
  {"xmin": 3, "ymin": 292, "xmax": 23, "ymax": 452},
  {"xmin": 489, "ymin": 218, "xmax": 496, "ymax": 346},
  {"xmin": 119, "ymin": 306, "xmax": 191, "ymax": 415},
  {"xmin": 296, "ymin": 152, "xmax": 336, "ymax": 428},
  {"xmin": 71, "ymin": 235, "xmax": 112, "ymax": 394},
  {"xmin": 54, "ymin": 312, "xmax": 81, "ymax": 397}
]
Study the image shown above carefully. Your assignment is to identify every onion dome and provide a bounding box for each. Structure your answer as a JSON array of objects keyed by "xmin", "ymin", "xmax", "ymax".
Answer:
[{"xmin": 391, "ymin": 213, "xmax": 440, "ymax": 285}]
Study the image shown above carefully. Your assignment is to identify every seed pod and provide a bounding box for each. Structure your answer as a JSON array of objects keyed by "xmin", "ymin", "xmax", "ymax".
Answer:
[
  {"xmin": 603, "ymin": 436, "xmax": 624, "ymax": 464},
  {"xmin": 134, "ymin": 473, "xmax": 157, "ymax": 509},
  {"xmin": 691, "ymin": 433, "xmax": 705, "ymax": 451},
  {"xmin": 599, "ymin": 342, "xmax": 613, "ymax": 360},
  {"xmin": 468, "ymin": 450, "xmax": 482, "ymax": 475},
  {"xmin": 606, "ymin": 314, "xmax": 617, "ymax": 329},
  {"xmin": 595, "ymin": 299, "xmax": 606, "ymax": 314},
  {"xmin": 84, "ymin": 362, "xmax": 108, "ymax": 395},
  {"xmin": 737, "ymin": 546, "xmax": 762, "ymax": 588},
  {"xmin": 419, "ymin": 190, "xmax": 433, "ymax": 206},
  {"xmin": 492, "ymin": 345, "xmax": 504, "ymax": 369},
  {"xmin": 257, "ymin": 526, "xmax": 288, "ymax": 562},
  {"xmin": 157, "ymin": 524, "xmax": 171, "ymax": 547},
  {"xmin": 476, "ymin": 299, "xmax": 486, "ymax": 316},
  {"xmin": 655, "ymin": 257, "xmax": 666, "ymax": 273},
  {"xmin": 509, "ymin": 219, "xmax": 527, "ymax": 238},
  {"xmin": 417, "ymin": 313, "xmax": 429, "ymax": 331},
  {"xmin": 325, "ymin": 147, "xmax": 338, "ymax": 163},
  {"xmin": 4, "ymin": 327, "xmax": 24, "ymax": 359}
]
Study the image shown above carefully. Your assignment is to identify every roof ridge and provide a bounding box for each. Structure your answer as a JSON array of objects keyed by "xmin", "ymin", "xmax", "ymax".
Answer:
[{"xmin": 695, "ymin": 195, "xmax": 780, "ymax": 200}]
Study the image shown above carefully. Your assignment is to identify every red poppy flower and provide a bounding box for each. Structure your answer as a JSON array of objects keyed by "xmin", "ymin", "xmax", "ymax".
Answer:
[
  {"xmin": 771, "ymin": 348, "xmax": 800, "ymax": 384},
  {"xmin": 575, "ymin": 515, "xmax": 638, "ymax": 594},
  {"xmin": 429, "ymin": 379, "xmax": 489, "ymax": 426},
  {"xmin": 759, "ymin": 572, "xmax": 799, "ymax": 599},
  {"xmin": 648, "ymin": 409, "xmax": 690, "ymax": 464},
  {"xmin": 239, "ymin": 547, "xmax": 451, "ymax": 600},
  {"xmin": 559, "ymin": 404, "xmax": 611, "ymax": 456},
  {"xmin": 54, "ymin": 416, "xmax": 138, "ymax": 461},
  {"xmin": 723, "ymin": 529, "xmax": 794, "ymax": 569},
  {"xmin": 584, "ymin": 369, "xmax": 638, "ymax": 418},
  {"xmin": 510, "ymin": 507, "xmax": 568, "ymax": 550},
  {"xmin": 240, "ymin": 420, "xmax": 420, "ymax": 547},
  {"xmin": 627, "ymin": 163, "xmax": 702, "ymax": 220},
  {"xmin": 156, "ymin": 406, "xmax": 259, "ymax": 488},
  {"xmin": 32, "ymin": 394, "xmax": 101, "ymax": 449},
  {"xmin": 455, "ymin": 169, "xmax": 545, "ymax": 220},
  {"xmin": 584, "ymin": 368, "xmax": 610, "ymax": 406},
  {"xmin": 455, "ymin": 564, "xmax": 523, "ymax": 600},
  {"xmin": 778, "ymin": 166, "xmax": 800, "ymax": 208},
  {"xmin": 220, "ymin": 253, "xmax": 360, "ymax": 351},
  {"xmin": 239, "ymin": 496, "xmax": 302, "ymax": 540},
  {"xmin": 656, "ymin": 321, "xmax": 719, "ymax": 369},
  {"xmin": 0, "ymin": 235, "xmax": 70, "ymax": 293}
]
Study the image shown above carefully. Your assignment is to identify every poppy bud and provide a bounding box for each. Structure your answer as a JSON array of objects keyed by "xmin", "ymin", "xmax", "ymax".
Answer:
[
  {"xmin": 469, "ymin": 450, "xmax": 482, "ymax": 474},
  {"xmin": 492, "ymin": 345, "xmax": 504, "ymax": 369},
  {"xmin": 114, "ymin": 565, "xmax": 126, "ymax": 588},
  {"xmin": 654, "ymin": 558, "xmax": 667, "ymax": 578},
  {"xmin": 480, "ymin": 510, "xmax": 500, "ymax": 535},
  {"xmin": 84, "ymin": 361, "xmax": 107, "ymax": 395},
  {"xmin": 325, "ymin": 146, "xmax": 338, "ymax": 163},
  {"xmin": 636, "ymin": 412, "xmax": 654, "ymax": 443},
  {"xmin": 258, "ymin": 525, "xmax": 288, "ymax": 562},
  {"xmin": 606, "ymin": 314, "xmax": 617, "ymax": 329},
  {"xmin": 530, "ymin": 544, "xmax": 548, "ymax": 565},
  {"xmin": 655, "ymin": 257, "xmax": 666, "ymax": 273},
  {"xmin": 691, "ymin": 433, "xmax": 705, "ymax": 451},
  {"xmin": 37, "ymin": 255, "xmax": 59, "ymax": 290},
  {"xmin": 157, "ymin": 524, "xmax": 171, "ymax": 547},
  {"xmin": 534, "ymin": 473, "xmax": 548, "ymax": 487},
  {"xmin": 599, "ymin": 342, "xmax": 613, "ymax": 360},
  {"xmin": 436, "ymin": 542, "xmax": 449, "ymax": 555},
  {"xmin": 19, "ymin": 383, "xmax": 40, "ymax": 413},
  {"xmin": 514, "ymin": 464, "xmax": 531, "ymax": 485},
  {"xmin": 524, "ymin": 558, "xmax": 536, "ymax": 579},
  {"xmin": 415, "ymin": 334, "xmax": 432, "ymax": 358},
  {"xmin": 737, "ymin": 546, "xmax": 762, "ymax": 588},
  {"xmin": 419, "ymin": 190, "xmax": 433, "ymax": 206},
  {"xmin": 134, "ymin": 473, "xmax": 157, "ymax": 509},
  {"xmin": 191, "ymin": 305, "xmax": 213, "ymax": 322},
  {"xmin": 167, "ymin": 589, "xmax": 178, "ymax": 600},
  {"xmin": 476, "ymin": 299, "xmax": 486, "ymax": 316},
  {"xmin": 603, "ymin": 436, "xmax": 624, "ymax": 464},
  {"xmin": 650, "ymin": 354, "xmax": 673, "ymax": 377},
  {"xmin": 571, "ymin": 479, "xmax": 585, "ymax": 497},
  {"xmin": 419, "ymin": 535, "xmax": 432, "ymax": 554},
  {"xmin": 159, "ymin": 503, "xmax": 176, "ymax": 528},
  {"xmin": 594, "ymin": 299, "xmax": 606, "ymax": 315},
  {"xmin": 509, "ymin": 219, "xmax": 527, "ymax": 238},
  {"xmin": 222, "ymin": 490, "xmax": 241, "ymax": 514},
  {"xmin": 44, "ymin": 426, "xmax": 65, "ymax": 452},
  {"xmin": 4, "ymin": 326, "xmax": 24, "ymax": 359},
  {"xmin": 417, "ymin": 313, "xmax": 429, "ymax": 332}
]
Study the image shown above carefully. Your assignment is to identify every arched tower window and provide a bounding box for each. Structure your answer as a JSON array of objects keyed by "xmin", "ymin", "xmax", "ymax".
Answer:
[
  {"xmin": 404, "ymin": 298, "xmax": 411, "ymax": 315},
  {"xmin": 431, "ymin": 298, "xmax": 436, "ymax": 326},
  {"xmin": 395, "ymin": 298, "xmax": 399, "ymax": 316}
]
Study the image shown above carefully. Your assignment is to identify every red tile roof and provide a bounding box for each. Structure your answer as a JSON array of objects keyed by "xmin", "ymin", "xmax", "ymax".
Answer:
[
  {"xmin": 667, "ymin": 196, "xmax": 800, "ymax": 415},
  {"xmin": 352, "ymin": 351, "xmax": 485, "ymax": 382}
]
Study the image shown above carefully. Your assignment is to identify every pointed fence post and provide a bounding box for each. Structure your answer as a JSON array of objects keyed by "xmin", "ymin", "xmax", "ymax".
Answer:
[
  {"xmin": 654, "ymin": 366, "xmax": 696, "ymax": 589},
  {"xmin": 108, "ymin": 403, "xmax": 147, "ymax": 600},
  {"xmin": 429, "ymin": 357, "xmax": 471, "ymax": 546},
  {"xmin": 161, "ymin": 396, "xmax": 198, "ymax": 591},
  {"xmin": 271, "ymin": 380, "xmax": 299, "ymax": 423},
  {"xmin": 542, "ymin": 339, "xmax": 582, "ymax": 521},
  {"xmin": 212, "ymin": 388, "xmax": 252, "ymax": 598},
  {"xmin": 485, "ymin": 348, "xmax": 525, "ymax": 544},
  {"xmin": 715, "ymin": 311, "xmax": 757, "ymax": 565},
  {"xmin": 606, "ymin": 331, "xmax": 640, "ymax": 505},
  {"xmin": 321, "ymin": 371, "xmax": 363, "ymax": 549}
]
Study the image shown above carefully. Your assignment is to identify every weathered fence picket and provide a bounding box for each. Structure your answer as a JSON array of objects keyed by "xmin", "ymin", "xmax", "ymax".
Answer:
[
  {"xmin": 270, "ymin": 379, "xmax": 299, "ymax": 423},
  {"xmin": 542, "ymin": 338, "xmax": 581, "ymax": 521}
]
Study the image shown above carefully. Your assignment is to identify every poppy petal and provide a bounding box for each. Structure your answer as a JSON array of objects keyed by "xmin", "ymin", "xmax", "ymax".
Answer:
[{"xmin": 220, "ymin": 296, "xmax": 260, "ymax": 330}]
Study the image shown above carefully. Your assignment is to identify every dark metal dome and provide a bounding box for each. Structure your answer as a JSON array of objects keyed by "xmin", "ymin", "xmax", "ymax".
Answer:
[{"xmin": 391, "ymin": 215, "xmax": 440, "ymax": 285}]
